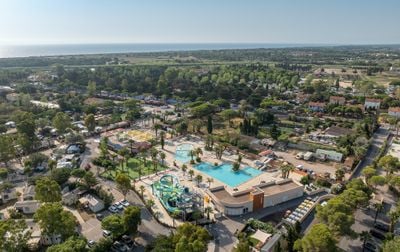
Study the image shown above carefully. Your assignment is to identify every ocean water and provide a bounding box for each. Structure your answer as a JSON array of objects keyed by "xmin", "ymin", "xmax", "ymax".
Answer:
[{"xmin": 0, "ymin": 43, "xmax": 321, "ymax": 58}]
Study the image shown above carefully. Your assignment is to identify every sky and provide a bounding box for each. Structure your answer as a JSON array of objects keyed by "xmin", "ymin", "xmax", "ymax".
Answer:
[{"xmin": 0, "ymin": 0, "xmax": 399, "ymax": 45}]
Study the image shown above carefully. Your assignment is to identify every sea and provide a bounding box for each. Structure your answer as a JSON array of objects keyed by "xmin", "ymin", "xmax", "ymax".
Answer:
[{"xmin": 0, "ymin": 43, "xmax": 328, "ymax": 58}]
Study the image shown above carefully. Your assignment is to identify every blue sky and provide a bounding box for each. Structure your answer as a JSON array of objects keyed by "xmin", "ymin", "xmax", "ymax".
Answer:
[{"xmin": 0, "ymin": 0, "xmax": 399, "ymax": 45}]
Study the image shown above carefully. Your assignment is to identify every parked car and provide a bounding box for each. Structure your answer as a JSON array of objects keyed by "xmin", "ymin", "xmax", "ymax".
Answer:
[
  {"xmin": 369, "ymin": 229, "xmax": 386, "ymax": 240},
  {"xmin": 96, "ymin": 213, "xmax": 104, "ymax": 220},
  {"xmin": 103, "ymin": 230, "xmax": 111, "ymax": 237},
  {"xmin": 364, "ymin": 241, "xmax": 377, "ymax": 251},
  {"xmin": 88, "ymin": 240, "xmax": 96, "ymax": 248},
  {"xmin": 111, "ymin": 241, "xmax": 129, "ymax": 252},
  {"xmin": 108, "ymin": 206, "xmax": 118, "ymax": 213},
  {"xmin": 114, "ymin": 202, "xmax": 124, "ymax": 211},
  {"xmin": 120, "ymin": 200, "xmax": 130, "ymax": 207},
  {"xmin": 121, "ymin": 235, "xmax": 134, "ymax": 247},
  {"xmin": 374, "ymin": 222, "xmax": 389, "ymax": 232}
]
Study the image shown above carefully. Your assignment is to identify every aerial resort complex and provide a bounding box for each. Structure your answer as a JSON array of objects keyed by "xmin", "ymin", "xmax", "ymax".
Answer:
[{"xmin": 1, "ymin": 1, "xmax": 400, "ymax": 251}]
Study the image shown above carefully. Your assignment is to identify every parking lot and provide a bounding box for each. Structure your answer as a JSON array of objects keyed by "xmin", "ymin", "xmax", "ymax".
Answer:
[{"xmin": 274, "ymin": 150, "xmax": 340, "ymax": 177}]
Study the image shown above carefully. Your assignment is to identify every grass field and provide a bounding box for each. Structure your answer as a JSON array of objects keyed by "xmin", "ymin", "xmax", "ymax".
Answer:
[{"xmin": 100, "ymin": 157, "xmax": 168, "ymax": 180}]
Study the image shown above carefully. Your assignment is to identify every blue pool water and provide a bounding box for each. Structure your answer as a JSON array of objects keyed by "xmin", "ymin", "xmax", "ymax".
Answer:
[
  {"xmin": 175, "ymin": 143, "xmax": 193, "ymax": 163},
  {"xmin": 194, "ymin": 162, "xmax": 263, "ymax": 187}
]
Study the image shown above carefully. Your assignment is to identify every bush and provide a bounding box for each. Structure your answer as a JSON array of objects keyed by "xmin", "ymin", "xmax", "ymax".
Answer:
[
  {"xmin": 0, "ymin": 168, "xmax": 8, "ymax": 179},
  {"xmin": 190, "ymin": 160, "xmax": 195, "ymax": 165},
  {"xmin": 196, "ymin": 157, "xmax": 201, "ymax": 163},
  {"xmin": 214, "ymin": 162, "xmax": 219, "ymax": 166}
]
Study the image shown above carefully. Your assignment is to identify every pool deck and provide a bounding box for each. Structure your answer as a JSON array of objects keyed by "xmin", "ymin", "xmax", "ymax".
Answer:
[{"xmin": 160, "ymin": 135, "xmax": 282, "ymax": 194}]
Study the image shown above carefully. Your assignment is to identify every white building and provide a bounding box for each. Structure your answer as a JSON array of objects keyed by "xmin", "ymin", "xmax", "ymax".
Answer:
[
  {"xmin": 315, "ymin": 149, "xmax": 343, "ymax": 162},
  {"xmin": 388, "ymin": 107, "xmax": 400, "ymax": 118},
  {"xmin": 79, "ymin": 194, "xmax": 104, "ymax": 213},
  {"xmin": 364, "ymin": 98, "xmax": 381, "ymax": 110},
  {"xmin": 14, "ymin": 200, "xmax": 41, "ymax": 214}
]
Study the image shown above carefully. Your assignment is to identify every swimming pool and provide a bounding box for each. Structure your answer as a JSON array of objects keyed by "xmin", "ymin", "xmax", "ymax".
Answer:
[
  {"xmin": 194, "ymin": 162, "xmax": 262, "ymax": 187},
  {"xmin": 175, "ymin": 143, "xmax": 193, "ymax": 163}
]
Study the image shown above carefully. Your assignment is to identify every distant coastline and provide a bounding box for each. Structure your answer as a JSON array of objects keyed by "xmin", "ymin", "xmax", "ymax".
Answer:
[{"xmin": 0, "ymin": 43, "xmax": 336, "ymax": 58}]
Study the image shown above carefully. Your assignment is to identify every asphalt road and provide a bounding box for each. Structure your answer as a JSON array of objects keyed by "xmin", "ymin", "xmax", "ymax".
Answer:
[{"xmin": 339, "ymin": 126, "xmax": 391, "ymax": 252}]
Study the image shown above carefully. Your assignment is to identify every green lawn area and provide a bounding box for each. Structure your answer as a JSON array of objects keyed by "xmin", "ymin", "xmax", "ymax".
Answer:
[{"xmin": 100, "ymin": 157, "xmax": 168, "ymax": 180}]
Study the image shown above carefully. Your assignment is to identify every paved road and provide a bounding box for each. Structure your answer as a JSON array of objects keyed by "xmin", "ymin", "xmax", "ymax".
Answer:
[{"xmin": 339, "ymin": 126, "xmax": 391, "ymax": 252}]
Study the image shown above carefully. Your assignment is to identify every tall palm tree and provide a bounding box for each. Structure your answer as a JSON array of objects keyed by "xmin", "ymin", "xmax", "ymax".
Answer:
[
  {"xmin": 280, "ymin": 163, "xmax": 295, "ymax": 179},
  {"xmin": 181, "ymin": 164, "xmax": 188, "ymax": 176},
  {"xmin": 206, "ymin": 177, "xmax": 214, "ymax": 188},
  {"xmin": 195, "ymin": 147, "xmax": 203, "ymax": 158},
  {"xmin": 189, "ymin": 150, "xmax": 196, "ymax": 163},
  {"xmin": 188, "ymin": 170, "xmax": 194, "ymax": 180},
  {"xmin": 139, "ymin": 185, "xmax": 145, "ymax": 198},
  {"xmin": 204, "ymin": 206, "xmax": 213, "ymax": 220},
  {"xmin": 195, "ymin": 174, "xmax": 203, "ymax": 187},
  {"xmin": 160, "ymin": 152, "xmax": 166, "ymax": 166}
]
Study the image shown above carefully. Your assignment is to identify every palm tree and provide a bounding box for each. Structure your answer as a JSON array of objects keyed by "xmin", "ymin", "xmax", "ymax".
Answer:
[
  {"xmin": 189, "ymin": 150, "xmax": 196, "ymax": 163},
  {"xmin": 181, "ymin": 164, "xmax": 188, "ymax": 176},
  {"xmin": 237, "ymin": 154, "xmax": 242, "ymax": 164},
  {"xmin": 160, "ymin": 152, "xmax": 166, "ymax": 166},
  {"xmin": 206, "ymin": 177, "xmax": 214, "ymax": 188},
  {"xmin": 146, "ymin": 199, "xmax": 155, "ymax": 209},
  {"xmin": 195, "ymin": 174, "xmax": 203, "ymax": 187},
  {"xmin": 139, "ymin": 185, "xmax": 145, "ymax": 198},
  {"xmin": 153, "ymin": 124, "xmax": 161, "ymax": 137},
  {"xmin": 280, "ymin": 163, "xmax": 294, "ymax": 179},
  {"xmin": 195, "ymin": 147, "xmax": 203, "ymax": 158},
  {"xmin": 204, "ymin": 206, "xmax": 213, "ymax": 220},
  {"xmin": 160, "ymin": 131, "xmax": 166, "ymax": 149},
  {"xmin": 360, "ymin": 230, "xmax": 371, "ymax": 252},
  {"xmin": 188, "ymin": 170, "xmax": 194, "ymax": 180},
  {"xmin": 373, "ymin": 202, "xmax": 384, "ymax": 224}
]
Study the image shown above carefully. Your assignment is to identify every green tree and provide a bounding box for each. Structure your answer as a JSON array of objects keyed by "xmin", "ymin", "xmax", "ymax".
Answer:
[
  {"xmin": 0, "ymin": 135, "xmax": 15, "ymax": 167},
  {"xmin": 34, "ymin": 203, "xmax": 77, "ymax": 240},
  {"xmin": 50, "ymin": 167, "xmax": 71, "ymax": 185},
  {"xmin": 35, "ymin": 177, "xmax": 62, "ymax": 202},
  {"xmin": 115, "ymin": 173, "xmax": 131, "ymax": 200},
  {"xmin": 382, "ymin": 236, "xmax": 400, "ymax": 252},
  {"xmin": 378, "ymin": 155, "xmax": 399, "ymax": 176},
  {"xmin": 90, "ymin": 237, "xmax": 113, "ymax": 252},
  {"xmin": 84, "ymin": 113, "xmax": 96, "ymax": 132},
  {"xmin": 160, "ymin": 131, "xmax": 165, "ymax": 149},
  {"xmin": 294, "ymin": 223, "xmax": 337, "ymax": 252},
  {"xmin": 122, "ymin": 206, "xmax": 141, "ymax": 235},
  {"xmin": 188, "ymin": 169, "xmax": 194, "ymax": 180},
  {"xmin": 195, "ymin": 174, "xmax": 203, "ymax": 186},
  {"xmin": 83, "ymin": 171, "xmax": 98, "ymax": 189},
  {"xmin": 270, "ymin": 124, "xmax": 281, "ymax": 140},
  {"xmin": 360, "ymin": 230, "xmax": 371, "ymax": 252},
  {"xmin": 362, "ymin": 166, "xmax": 377, "ymax": 180},
  {"xmin": 0, "ymin": 219, "xmax": 31, "ymax": 252},
  {"xmin": 87, "ymin": 80, "xmax": 96, "ymax": 96},
  {"xmin": 368, "ymin": 175, "xmax": 386, "ymax": 189},
  {"xmin": 207, "ymin": 115, "xmax": 213, "ymax": 134},
  {"xmin": 52, "ymin": 112, "xmax": 71, "ymax": 134},
  {"xmin": 102, "ymin": 214, "xmax": 125, "ymax": 238},
  {"xmin": 47, "ymin": 236, "xmax": 87, "ymax": 252}
]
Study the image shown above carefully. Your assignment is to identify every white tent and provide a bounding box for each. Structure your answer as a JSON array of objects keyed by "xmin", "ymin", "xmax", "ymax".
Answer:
[{"xmin": 251, "ymin": 229, "xmax": 272, "ymax": 244}]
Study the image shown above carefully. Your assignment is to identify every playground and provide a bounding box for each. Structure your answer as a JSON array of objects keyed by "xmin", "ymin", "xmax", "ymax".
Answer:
[
  {"xmin": 100, "ymin": 157, "xmax": 168, "ymax": 180},
  {"xmin": 151, "ymin": 174, "xmax": 194, "ymax": 214}
]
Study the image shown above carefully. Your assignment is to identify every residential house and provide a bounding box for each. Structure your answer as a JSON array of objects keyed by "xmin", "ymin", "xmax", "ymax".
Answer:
[
  {"xmin": 364, "ymin": 98, "xmax": 381, "ymax": 110},
  {"xmin": 329, "ymin": 96, "xmax": 345, "ymax": 105},
  {"xmin": 388, "ymin": 107, "xmax": 400, "ymax": 118},
  {"xmin": 0, "ymin": 187, "xmax": 18, "ymax": 204},
  {"xmin": 308, "ymin": 102, "xmax": 326, "ymax": 112},
  {"xmin": 14, "ymin": 200, "xmax": 41, "ymax": 214},
  {"xmin": 23, "ymin": 185, "xmax": 36, "ymax": 201},
  {"xmin": 79, "ymin": 194, "xmax": 104, "ymax": 213}
]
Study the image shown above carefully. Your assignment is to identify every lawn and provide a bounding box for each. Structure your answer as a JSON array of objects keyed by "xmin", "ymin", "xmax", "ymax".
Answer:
[{"xmin": 100, "ymin": 157, "xmax": 168, "ymax": 180}]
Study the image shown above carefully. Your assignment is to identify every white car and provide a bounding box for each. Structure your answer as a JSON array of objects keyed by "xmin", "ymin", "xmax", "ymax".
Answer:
[
  {"xmin": 108, "ymin": 205, "xmax": 118, "ymax": 213},
  {"xmin": 120, "ymin": 200, "xmax": 130, "ymax": 207}
]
